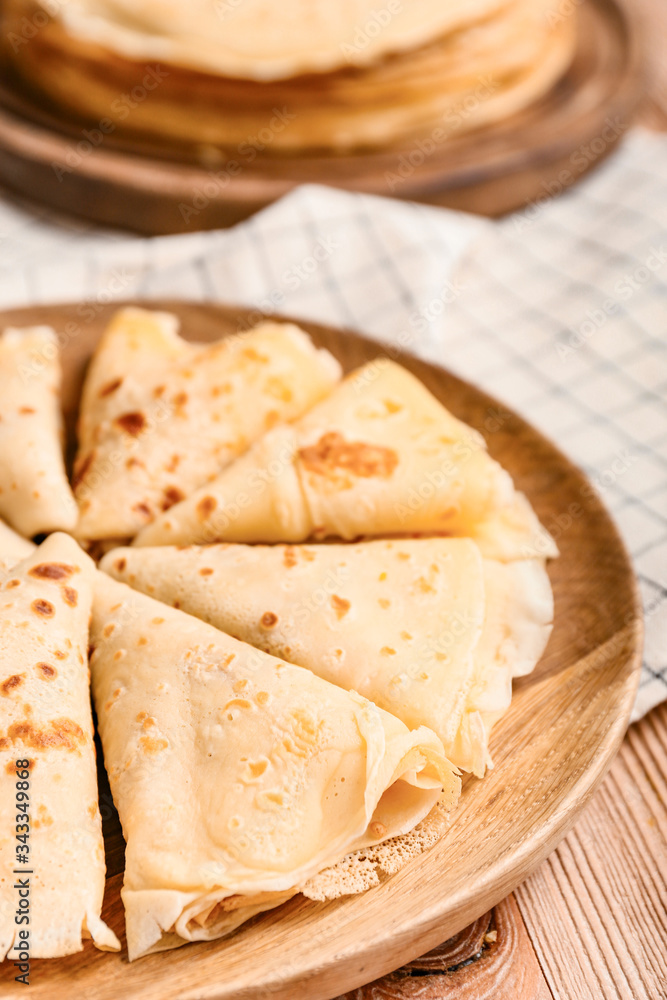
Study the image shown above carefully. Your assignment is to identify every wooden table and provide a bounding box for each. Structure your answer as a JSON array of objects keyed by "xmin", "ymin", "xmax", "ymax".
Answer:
[{"xmin": 337, "ymin": 3, "xmax": 667, "ymax": 996}]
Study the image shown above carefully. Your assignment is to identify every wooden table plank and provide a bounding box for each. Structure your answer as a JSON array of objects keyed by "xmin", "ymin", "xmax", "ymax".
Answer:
[{"xmin": 516, "ymin": 706, "xmax": 667, "ymax": 1000}]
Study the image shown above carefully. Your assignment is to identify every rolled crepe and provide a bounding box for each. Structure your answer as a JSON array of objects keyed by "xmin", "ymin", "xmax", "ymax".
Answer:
[
  {"xmin": 0, "ymin": 533, "xmax": 119, "ymax": 958},
  {"xmin": 102, "ymin": 539, "xmax": 553, "ymax": 775},
  {"xmin": 0, "ymin": 327, "xmax": 77, "ymax": 537},
  {"xmin": 73, "ymin": 308, "xmax": 341, "ymax": 542},
  {"xmin": 90, "ymin": 574, "xmax": 458, "ymax": 959},
  {"xmin": 134, "ymin": 360, "xmax": 557, "ymax": 560},
  {"xmin": 0, "ymin": 518, "xmax": 35, "ymax": 571}
]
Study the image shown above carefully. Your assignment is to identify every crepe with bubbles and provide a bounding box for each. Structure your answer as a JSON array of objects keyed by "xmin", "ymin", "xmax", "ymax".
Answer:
[
  {"xmin": 72, "ymin": 307, "xmax": 341, "ymax": 543},
  {"xmin": 90, "ymin": 574, "xmax": 459, "ymax": 959},
  {"xmin": 102, "ymin": 538, "xmax": 553, "ymax": 776},
  {"xmin": 134, "ymin": 359, "xmax": 557, "ymax": 561}
]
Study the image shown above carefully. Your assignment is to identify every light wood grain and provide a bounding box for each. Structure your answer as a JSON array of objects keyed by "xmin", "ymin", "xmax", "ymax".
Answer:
[
  {"xmin": 0, "ymin": 0, "xmax": 643, "ymax": 231},
  {"xmin": 516, "ymin": 705, "xmax": 667, "ymax": 1000},
  {"xmin": 0, "ymin": 300, "xmax": 642, "ymax": 1000}
]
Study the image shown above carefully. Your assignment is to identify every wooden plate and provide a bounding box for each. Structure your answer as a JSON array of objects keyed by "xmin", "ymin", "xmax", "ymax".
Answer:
[
  {"xmin": 0, "ymin": 301, "xmax": 642, "ymax": 1000},
  {"xmin": 0, "ymin": 0, "xmax": 643, "ymax": 232}
]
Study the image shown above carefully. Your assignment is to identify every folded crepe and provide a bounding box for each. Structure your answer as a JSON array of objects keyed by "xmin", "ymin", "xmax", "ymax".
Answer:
[
  {"xmin": 73, "ymin": 308, "xmax": 341, "ymax": 542},
  {"xmin": 0, "ymin": 533, "xmax": 119, "ymax": 959},
  {"xmin": 0, "ymin": 327, "xmax": 77, "ymax": 537},
  {"xmin": 449, "ymin": 556, "xmax": 553, "ymax": 774},
  {"xmin": 102, "ymin": 538, "xmax": 553, "ymax": 775},
  {"xmin": 134, "ymin": 360, "xmax": 557, "ymax": 560},
  {"xmin": 90, "ymin": 574, "xmax": 458, "ymax": 959},
  {"xmin": 0, "ymin": 518, "xmax": 35, "ymax": 571}
]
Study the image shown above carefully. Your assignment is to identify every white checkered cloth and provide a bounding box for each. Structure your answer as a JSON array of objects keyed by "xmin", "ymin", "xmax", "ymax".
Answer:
[{"xmin": 1, "ymin": 128, "xmax": 665, "ymax": 721}]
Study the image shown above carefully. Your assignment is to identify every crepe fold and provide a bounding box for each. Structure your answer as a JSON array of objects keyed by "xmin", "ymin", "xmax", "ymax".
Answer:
[
  {"xmin": 0, "ymin": 533, "xmax": 119, "ymax": 959},
  {"xmin": 0, "ymin": 519, "xmax": 35, "ymax": 571},
  {"xmin": 0, "ymin": 327, "xmax": 77, "ymax": 537},
  {"xmin": 90, "ymin": 574, "xmax": 458, "ymax": 960},
  {"xmin": 134, "ymin": 360, "xmax": 557, "ymax": 560},
  {"xmin": 72, "ymin": 308, "xmax": 341, "ymax": 543},
  {"xmin": 102, "ymin": 538, "xmax": 553, "ymax": 776}
]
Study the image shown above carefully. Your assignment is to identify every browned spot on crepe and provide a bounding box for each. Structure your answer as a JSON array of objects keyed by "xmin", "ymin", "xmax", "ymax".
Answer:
[
  {"xmin": 331, "ymin": 595, "xmax": 350, "ymax": 620},
  {"xmin": 261, "ymin": 612, "xmax": 278, "ymax": 628},
  {"xmin": 197, "ymin": 495, "xmax": 217, "ymax": 520},
  {"xmin": 283, "ymin": 546, "xmax": 297, "ymax": 568},
  {"xmin": 243, "ymin": 347, "xmax": 268, "ymax": 363},
  {"xmin": 73, "ymin": 450, "xmax": 95, "ymax": 489},
  {"xmin": 29, "ymin": 563, "xmax": 75, "ymax": 580},
  {"xmin": 31, "ymin": 599, "xmax": 55, "ymax": 618},
  {"xmin": 6, "ymin": 718, "xmax": 86, "ymax": 751},
  {"xmin": 298, "ymin": 432, "xmax": 398, "ymax": 481},
  {"xmin": 114, "ymin": 558, "xmax": 126, "ymax": 573},
  {"xmin": 266, "ymin": 377, "xmax": 292, "ymax": 402},
  {"xmin": 99, "ymin": 377, "xmax": 123, "ymax": 397},
  {"xmin": 19, "ymin": 406, "xmax": 35, "ymax": 415},
  {"xmin": 37, "ymin": 663, "xmax": 57, "ymax": 679},
  {"xmin": 139, "ymin": 735, "xmax": 168, "ymax": 754},
  {"xmin": 62, "ymin": 586, "xmax": 78, "ymax": 607},
  {"xmin": 161, "ymin": 486, "xmax": 185, "ymax": 511},
  {"xmin": 1, "ymin": 674, "xmax": 24, "ymax": 695},
  {"xmin": 115, "ymin": 411, "xmax": 146, "ymax": 436}
]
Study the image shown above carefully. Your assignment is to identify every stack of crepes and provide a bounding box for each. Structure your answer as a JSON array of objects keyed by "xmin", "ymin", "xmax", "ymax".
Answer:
[
  {"xmin": 2, "ymin": 0, "xmax": 576, "ymax": 152},
  {"xmin": 0, "ymin": 307, "xmax": 556, "ymax": 961}
]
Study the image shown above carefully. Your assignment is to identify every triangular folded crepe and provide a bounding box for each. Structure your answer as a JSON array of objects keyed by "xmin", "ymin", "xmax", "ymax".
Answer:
[
  {"xmin": 90, "ymin": 574, "xmax": 458, "ymax": 959},
  {"xmin": 0, "ymin": 518, "xmax": 35, "ymax": 570},
  {"xmin": 0, "ymin": 327, "xmax": 77, "ymax": 537},
  {"xmin": 0, "ymin": 533, "xmax": 119, "ymax": 959},
  {"xmin": 101, "ymin": 538, "xmax": 553, "ymax": 776},
  {"xmin": 133, "ymin": 360, "xmax": 557, "ymax": 560},
  {"xmin": 73, "ymin": 307, "xmax": 342, "ymax": 542}
]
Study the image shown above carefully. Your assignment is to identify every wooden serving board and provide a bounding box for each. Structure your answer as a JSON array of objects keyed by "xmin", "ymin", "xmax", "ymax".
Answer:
[
  {"xmin": 0, "ymin": 301, "xmax": 643, "ymax": 1000},
  {"xmin": 0, "ymin": 0, "xmax": 643, "ymax": 233}
]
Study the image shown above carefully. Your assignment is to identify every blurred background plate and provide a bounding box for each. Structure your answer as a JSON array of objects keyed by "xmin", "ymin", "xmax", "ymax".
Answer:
[
  {"xmin": 0, "ymin": 299, "xmax": 643, "ymax": 1000},
  {"xmin": 0, "ymin": 0, "xmax": 643, "ymax": 233}
]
